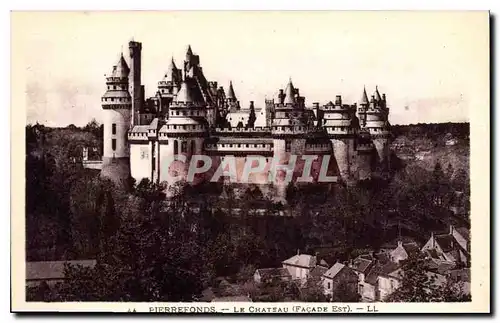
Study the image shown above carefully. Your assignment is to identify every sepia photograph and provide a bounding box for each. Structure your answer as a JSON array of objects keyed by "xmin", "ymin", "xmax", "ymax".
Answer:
[{"xmin": 11, "ymin": 10, "xmax": 490, "ymax": 313}]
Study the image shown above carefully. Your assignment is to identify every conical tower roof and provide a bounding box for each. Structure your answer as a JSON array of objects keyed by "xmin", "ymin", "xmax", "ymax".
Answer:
[
  {"xmin": 374, "ymin": 86, "xmax": 382, "ymax": 101},
  {"xmin": 168, "ymin": 57, "xmax": 177, "ymax": 71},
  {"xmin": 283, "ymin": 78, "xmax": 296, "ymax": 105},
  {"xmin": 164, "ymin": 57, "xmax": 179, "ymax": 82},
  {"xmin": 111, "ymin": 54, "xmax": 130, "ymax": 78},
  {"xmin": 226, "ymin": 81, "xmax": 236, "ymax": 100},
  {"xmin": 360, "ymin": 86, "xmax": 369, "ymax": 104},
  {"xmin": 175, "ymin": 81, "xmax": 194, "ymax": 103}
]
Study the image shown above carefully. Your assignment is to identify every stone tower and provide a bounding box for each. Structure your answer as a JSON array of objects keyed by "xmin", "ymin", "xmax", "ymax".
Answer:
[
  {"xmin": 100, "ymin": 54, "xmax": 132, "ymax": 188},
  {"xmin": 129, "ymin": 40, "xmax": 143, "ymax": 127},
  {"xmin": 159, "ymin": 78, "xmax": 208, "ymax": 196},
  {"xmin": 365, "ymin": 86, "xmax": 391, "ymax": 172},
  {"xmin": 271, "ymin": 79, "xmax": 309, "ymax": 201},
  {"xmin": 323, "ymin": 95, "xmax": 357, "ymax": 182}
]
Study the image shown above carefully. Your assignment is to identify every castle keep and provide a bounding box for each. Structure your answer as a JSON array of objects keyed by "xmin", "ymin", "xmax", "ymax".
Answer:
[{"xmin": 100, "ymin": 41, "xmax": 392, "ymax": 199}]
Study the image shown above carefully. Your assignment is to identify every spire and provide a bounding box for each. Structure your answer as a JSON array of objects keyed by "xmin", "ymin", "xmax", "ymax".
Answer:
[
  {"xmin": 175, "ymin": 81, "xmax": 193, "ymax": 103},
  {"xmin": 374, "ymin": 86, "xmax": 382, "ymax": 101},
  {"xmin": 283, "ymin": 78, "xmax": 296, "ymax": 105},
  {"xmin": 165, "ymin": 57, "xmax": 179, "ymax": 82},
  {"xmin": 360, "ymin": 86, "xmax": 369, "ymax": 105},
  {"xmin": 186, "ymin": 45, "xmax": 193, "ymax": 60},
  {"xmin": 111, "ymin": 54, "xmax": 130, "ymax": 77},
  {"xmin": 226, "ymin": 81, "xmax": 236, "ymax": 100},
  {"xmin": 169, "ymin": 57, "xmax": 177, "ymax": 71}
]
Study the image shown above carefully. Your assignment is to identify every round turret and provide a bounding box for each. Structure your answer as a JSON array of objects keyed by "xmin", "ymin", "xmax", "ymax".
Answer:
[{"xmin": 100, "ymin": 54, "xmax": 132, "ymax": 188}]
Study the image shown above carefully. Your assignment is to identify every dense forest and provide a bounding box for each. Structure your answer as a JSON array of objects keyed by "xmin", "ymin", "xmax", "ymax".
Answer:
[{"xmin": 25, "ymin": 121, "xmax": 470, "ymax": 302}]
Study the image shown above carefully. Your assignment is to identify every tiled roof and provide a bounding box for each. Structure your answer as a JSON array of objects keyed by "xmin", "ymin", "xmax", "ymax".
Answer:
[
  {"xmin": 374, "ymin": 86, "xmax": 382, "ymax": 101},
  {"xmin": 350, "ymin": 256, "xmax": 373, "ymax": 274},
  {"xmin": 323, "ymin": 262, "xmax": 345, "ymax": 279},
  {"xmin": 111, "ymin": 55, "xmax": 130, "ymax": 78},
  {"xmin": 129, "ymin": 125, "xmax": 150, "ymax": 133},
  {"xmin": 360, "ymin": 87, "xmax": 369, "ymax": 104},
  {"xmin": 226, "ymin": 81, "xmax": 236, "ymax": 100},
  {"xmin": 283, "ymin": 79, "xmax": 296, "ymax": 105},
  {"xmin": 455, "ymin": 227, "xmax": 470, "ymax": 241},
  {"xmin": 309, "ymin": 265, "xmax": 328, "ymax": 278},
  {"xmin": 435, "ymin": 234, "xmax": 455, "ymax": 253},
  {"xmin": 426, "ymin": 258, "xmax": 456, "ymax": 275},
  {"xmin": 282, "ymin": 254, "xmax": 316, "ymax": 268},
  {"xmin": 26, "ymin": 260, "xmax": 97, "ymax": 281}
]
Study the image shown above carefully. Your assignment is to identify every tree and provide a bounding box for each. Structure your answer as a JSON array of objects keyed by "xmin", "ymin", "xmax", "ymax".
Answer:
[
  {"xmin": 330, "ymin": 281, "xmax": 361, "ymax": 302},
  {"xmin": 386, "ymin": 254, "xmax": 469, "ymax": 302},
  {"xmin": 299, "ymin": 280, "xmax": 328, "ymax": 302},
  {"xmin": 445, "ymin": 163, "xmax": 455, "ymax": 179}
]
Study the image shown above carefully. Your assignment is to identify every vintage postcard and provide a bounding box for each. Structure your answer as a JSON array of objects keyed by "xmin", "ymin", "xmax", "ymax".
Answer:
[{"xmin": 11, "ymin": 11, "xmax": 490, "ymax": 313}]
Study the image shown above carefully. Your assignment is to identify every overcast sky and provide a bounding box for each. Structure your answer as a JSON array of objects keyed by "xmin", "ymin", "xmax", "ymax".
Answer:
[{"xmin": 14, "ymin": 11, "xmax": 488, "ymax": 126}]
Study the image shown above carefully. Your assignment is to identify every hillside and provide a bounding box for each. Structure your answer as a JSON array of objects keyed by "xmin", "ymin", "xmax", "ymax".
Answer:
[{"xmin": 391, "ymin": 122, "xmax": 469, "ymax": 174}]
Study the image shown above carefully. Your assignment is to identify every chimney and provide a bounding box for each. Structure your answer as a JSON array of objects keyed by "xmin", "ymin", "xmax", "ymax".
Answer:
[
  {"xmin": 382, "ymin": 93, "xmax": 386, "ymax": 101},
  {"xmin": 335, "ymin": 95, "xmax": 342, "ymax": 105}
]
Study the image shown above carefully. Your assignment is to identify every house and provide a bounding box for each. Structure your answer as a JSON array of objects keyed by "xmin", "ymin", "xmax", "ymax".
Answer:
[
  {"xmin": 421, "ymin": 225, "xmax": 470, "ymax": 266},
  {"xmin": 253, "ymin": 268, "xmax": 292, "ymax": 285},
  {"xmin": 282, "ymin": 252, "xmax": 317, "ymax": 282},
  {"xmin": 389, "ymin": 241, "xmax": 420, "ymax": 264},
  {"xmin": 360, "ymin": 261, "xmax": 402, "ymax": 301},
  {"xmin": 348, "ymin": 253, "xmax": 403, "ymax": 302},
  {"xmin": 322, "ymin": 262, "xmax": 358, "ymax": 298},
  {"xmin": 26, "ymin": 259, "xmax": 97, "ymax": 288}
]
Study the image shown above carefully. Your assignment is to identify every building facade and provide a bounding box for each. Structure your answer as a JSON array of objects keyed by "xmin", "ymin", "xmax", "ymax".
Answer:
[{"xmin": 100, "ymin": 41, "xmax": 392, "ymax": 199}]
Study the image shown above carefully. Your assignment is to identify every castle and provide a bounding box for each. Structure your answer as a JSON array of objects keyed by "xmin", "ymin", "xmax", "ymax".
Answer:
[{"xmin": 99, "ymin": 40, "xmax": 392, "ymax": 201}]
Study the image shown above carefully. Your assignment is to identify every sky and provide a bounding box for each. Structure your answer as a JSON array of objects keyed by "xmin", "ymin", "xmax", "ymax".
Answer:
[{"xmin": 13, "ymin": 11, "xmax": 489, "ymax": 126}]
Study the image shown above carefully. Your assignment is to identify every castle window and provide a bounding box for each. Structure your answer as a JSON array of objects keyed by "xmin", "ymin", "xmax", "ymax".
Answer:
[
  {"xmin": 238, "ymin": 144, "xmax": 241, "ymax": 148},
  {"xmin": 282, "ymin": 127, "xmax": 285, "ymax": 131},
  {"xmin": 176, "ymin": 111, "xmax": 179, "ymax": 116},
  {"xmin": 182, "ymin": 125, "xmax": 186, "ymax": 130},
  {"xmin": 246, "ymin": 144, "xmax": 249, "ymax": 148},
  {"xmin": 112, "ymin": 139, "xmax": 116, "ymax": 151},
  {"xmin": 285, "ymin": 141, "xmax": 291, "ymax": 152},
  {"xmin": 111, "ymin": 98, "xmax": 114, "ymax": 102},
  {"xmin": 181, "ymin": 141, "xmax": 187, "ymax": 153},
  {"xmin": 112, "ymin": 123, "xmax": 116, "ymax": 135},
  {"xmin": 174, "ymin": 125, "xmax": 177, "ymax": 130},
  {"xmin": 191, "ymin": 141, "xmax": 195, "ymax": 153},
  {"xmin": 113, "ymin": 85, "xmax": 116, "ymax": 90}
]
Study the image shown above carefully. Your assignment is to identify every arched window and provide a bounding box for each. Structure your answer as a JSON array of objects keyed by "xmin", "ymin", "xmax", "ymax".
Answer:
[{"xmin": 174, "ymin": 141, "xmax": 178, "ymax": 154}]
